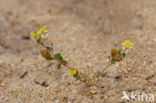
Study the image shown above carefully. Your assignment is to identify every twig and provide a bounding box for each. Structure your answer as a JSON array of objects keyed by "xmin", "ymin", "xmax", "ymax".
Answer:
[{"xmin": 20, "ymin": 71, "xmax": 28, "ymax": 79}]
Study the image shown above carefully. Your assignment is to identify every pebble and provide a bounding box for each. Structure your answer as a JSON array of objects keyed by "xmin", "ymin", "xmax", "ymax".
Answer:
[
  {"xmin": 0, "ymin": 60, "xmax": 6, "ymax": 66},
  {"xmin": 90, "ymin": 89, "xmax": 97, "ymax": 95},
  {"xmin": 104, "ymin": 97, "xmax": 109, "ymax": 102},
  {"xmin": 127, "ymin": 68, "xmax": 132, "ymax": 71},
  {"xmin": 0, "ymin": 83, "xmax": 5, "ymax": 87},
  {"xmin": 55, "ymin": 88, "xmax": 61, "ymax": 92}
]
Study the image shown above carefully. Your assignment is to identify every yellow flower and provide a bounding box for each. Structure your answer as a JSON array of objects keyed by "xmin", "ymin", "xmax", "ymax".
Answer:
[
  {"xmin": 69, "ymin": 69, "xmax": 78, "ymax": 77},
  {"xmin": 31, "ymin": 31, "xmax": 39, "ymax": 37},
  {"xmin": 39, "ymin": 26, "xmax": 47, "ymax": 34},
  {"xmin": 122, "ymin": 40, "xmax": 133, "ymax": 48}
]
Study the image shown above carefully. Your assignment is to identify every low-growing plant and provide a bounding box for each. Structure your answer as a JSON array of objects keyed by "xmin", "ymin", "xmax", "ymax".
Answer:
[{"xmin": 31, "ymin": 26, "xmax": 133, "ymax": 83}]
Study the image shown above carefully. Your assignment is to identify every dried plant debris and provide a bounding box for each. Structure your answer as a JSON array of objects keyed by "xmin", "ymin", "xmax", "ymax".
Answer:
[
  {"xmin": 21, "ymin": 36, "xmax": 30, "ymax": 40},
  {"xmin": 146, "ymin": 74, "xmax": 154, "ymax": 80},
  {"xmin": 20, "ymin": 71, "xmax": 28, "ymax": 79},
  {"xmin": 34, "ymin": 80, "xmax": 49, "ymax": 87}
]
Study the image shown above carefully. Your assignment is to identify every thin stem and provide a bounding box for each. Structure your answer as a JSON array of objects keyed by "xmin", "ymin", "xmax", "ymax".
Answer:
[{"xmin": 100, "ymin": 63, "xmax": 112, "ymax": 75}]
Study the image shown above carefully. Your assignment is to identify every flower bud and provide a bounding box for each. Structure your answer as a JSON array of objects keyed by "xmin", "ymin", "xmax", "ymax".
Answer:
[
  {"xmin": 111, "ymin": 49, "xmax": 117, "ymax": 57},
  {"xmin": 40, "ymin": 49, "xmax": 51, "ymax": 58},
  {"xmin": 111, "ymin": 49, "xmax": 122, "ymax": 62}
]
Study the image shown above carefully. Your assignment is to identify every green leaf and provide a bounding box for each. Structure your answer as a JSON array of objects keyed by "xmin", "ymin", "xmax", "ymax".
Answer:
[
  {"xmin": 122, "ymin": 53, "xmax": 126, "ymax": 58},
  {"xmin": 61, "ymin": 60, "xmax": 67, "ymax": 65},
  {"xmin": 37, "ymin": 37, "xmax": 43, "ymax": 45},
  {"xmin": 117, "ymin": 49, "xmax": 121, "ymax": 55},
  {"xmin": 96, "ymin": 71, "xmax": 101, "ymax": 76},
  {"xmin": 75, "ymin": 75, "xmax": 82, "ymax": 81},
  {"xmin": 111, "ymin": 58, "xmax": 115, "ymax": 64},
  {"xmin": 57, "ymin": 64, "xmax": 61, "ymax": 70},
  {"xmin": 46, "ymin": 46, "xmax": 53, "ymax": 52},
  {"xmin": 108, "ymin": 56, "xmax": 111, "ymax": 62},
  {"xmin": 82, "ymin": 77, "xmax": 87, "ymax": 82},
  {"xmin": 54, "ymin": 53, "xmax": 67, "ymax": 65},
  {"xmin": 54, "ymin": 53, "xmax": 62, "ymax": 60},
  {"xmin": 109, "ymin": 56, "xmax": 115, "ymax": 64},
  {"xmin": 46, "ymin": 43, "xmax": 53, "ymax": 52},
  {"xmin": 46, "ymin": 57, "xmax": 54, "ymax": 60}
]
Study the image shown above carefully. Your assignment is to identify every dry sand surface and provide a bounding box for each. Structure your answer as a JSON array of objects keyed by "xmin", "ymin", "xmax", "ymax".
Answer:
[{"xmin": 0, "ymin": 0, "xmax": 156, "ymax": 103}]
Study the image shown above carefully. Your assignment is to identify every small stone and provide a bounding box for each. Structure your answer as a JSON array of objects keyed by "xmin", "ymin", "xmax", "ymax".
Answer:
[
  {"xmin": 101, "ymin": 86, "xmax": 105, "ymax": 88},
  {"xmin": 90, "ymin": 89, "xmax": 97, "ymax": 95},
  {"xmin": 91, "ymin": 96, "xmax": 94, "ymax": 99},
  {"xmin": 0, "ymin": 83, "xmax": 5, "ymax": 87},
  {"xmin": 149, "ymin": 61, "xmax": 152, "ymax": 64},
  {"xmin": 127, "ymin": 68, "xmax": 132, "ymax": 71},
  {"xmin": 52, "ymin": 11, "xmax": 60, "ymax": 15},
  {"xmin": 104, "ymin": 97, "xmax": 109, "ymax": 102},
  {"xmin": 55, "ymin": 88, "xmax": 61, "ymax": 92},
  {"xmin": 100, "ymin": 96, "xmax": 104, "ymax": 99},
  {"xmin": 0, "ymin": 60, "xmax": 6, "ymax": 66},
  {"xmin": 50, "ymin": 87, "xmax": 55, "ymax": 91}
]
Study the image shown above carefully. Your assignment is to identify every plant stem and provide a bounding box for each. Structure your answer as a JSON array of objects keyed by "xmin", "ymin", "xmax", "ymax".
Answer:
[{"xmin": 100, "ymin": 63, "xmax": 112, "ymax": 75}]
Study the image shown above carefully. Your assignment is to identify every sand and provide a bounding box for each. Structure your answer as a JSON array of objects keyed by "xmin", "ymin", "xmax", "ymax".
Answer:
[{"xmin": 0, "ymin": 0, "xmax": 156, "ymax": 103}]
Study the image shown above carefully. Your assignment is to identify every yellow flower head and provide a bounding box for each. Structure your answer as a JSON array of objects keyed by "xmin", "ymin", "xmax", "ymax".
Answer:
[
  {"xmin": 39, "ymin": 26, "xmax": 47, "ymax": 34},
  {"xmin": 122, "ymin": 40, "xmax": 133, "ymax": 48},
  {"xmin": 69, "ymin": 69, "xmax": 78, "ymax": 77},
  {"xmin": 31, "ymin": 31, "xmax": 39, "ymax": 37}
]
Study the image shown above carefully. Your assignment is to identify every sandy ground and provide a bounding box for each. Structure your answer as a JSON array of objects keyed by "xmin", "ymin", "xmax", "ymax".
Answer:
[{"xmin": 0, "ymin": 0, "xmax": 156, "ymax": 103}]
